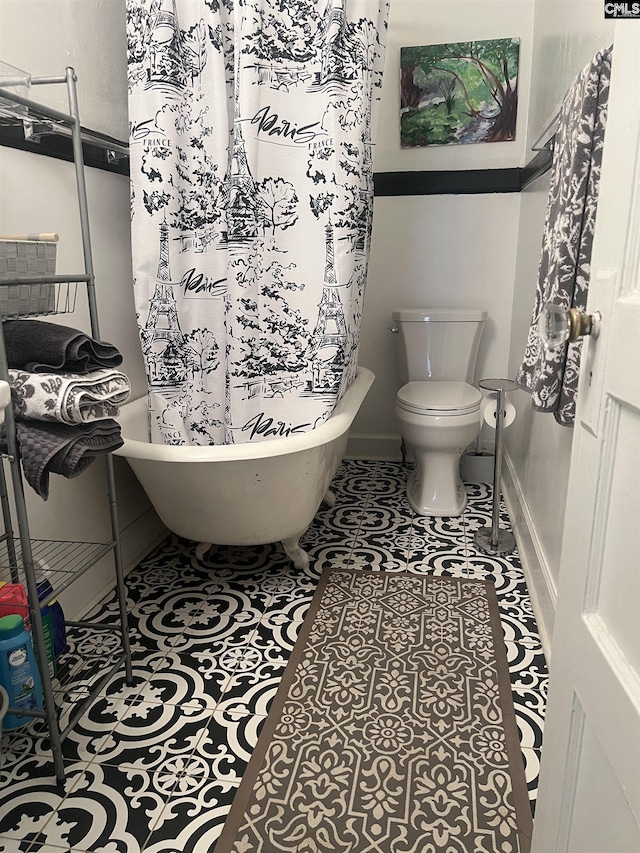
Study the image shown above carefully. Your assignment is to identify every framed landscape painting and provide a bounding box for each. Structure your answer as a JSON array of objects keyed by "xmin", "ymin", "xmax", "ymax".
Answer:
[{"xmin": 400, "ymin": 38, "xmax": 520, "ymax": 147}]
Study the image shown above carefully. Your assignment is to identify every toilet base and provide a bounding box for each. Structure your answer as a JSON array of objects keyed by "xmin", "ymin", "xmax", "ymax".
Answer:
[
  {"xmin": 405, "ymin": 449, "xmax": 468, "ymax": 517},
  {"xmin": 396, "ymin": 401, "xmax": 482, "ymax": 518}
]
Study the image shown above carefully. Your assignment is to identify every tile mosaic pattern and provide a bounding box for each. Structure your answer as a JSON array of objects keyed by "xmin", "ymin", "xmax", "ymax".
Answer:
[{"xmin": 0, "ymin": 461, "xmax": 547, "ymax": 852}]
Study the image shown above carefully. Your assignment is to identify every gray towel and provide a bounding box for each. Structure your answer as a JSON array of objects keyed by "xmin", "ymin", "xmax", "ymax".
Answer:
[
  {"xmin": 1, "ymin": 418, "xmax": 124, "ymax": 500},
  {"xmin": 516, "ymin": 46, "xmax": 612, "ymax": 425},
  {"xmin": 2, "ymin": 319, "xmax": 123, "ymax": 374}
]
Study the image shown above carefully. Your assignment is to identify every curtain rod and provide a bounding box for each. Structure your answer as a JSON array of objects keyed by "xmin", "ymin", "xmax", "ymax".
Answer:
[{"xmin": 530, "ymin": 109, "xmax": 560, "ymax": 153}]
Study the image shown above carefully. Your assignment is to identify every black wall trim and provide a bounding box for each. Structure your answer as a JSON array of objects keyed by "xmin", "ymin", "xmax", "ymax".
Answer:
[
  {"xmin": 0, "ymin": 127, "xmax": 552, "ymax": 193},
  {"xmin": 374, "ymin": 168, "xmax": 522, "ymax": 196},
  {"xmin": 0, "ymin": 126, "xmax": 129, "ymax": 177}
]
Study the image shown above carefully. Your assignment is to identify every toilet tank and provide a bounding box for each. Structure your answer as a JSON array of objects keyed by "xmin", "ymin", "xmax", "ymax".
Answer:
[{"xmin": 392, "ymin": 308, "xmax": 487, "ymax": 384}]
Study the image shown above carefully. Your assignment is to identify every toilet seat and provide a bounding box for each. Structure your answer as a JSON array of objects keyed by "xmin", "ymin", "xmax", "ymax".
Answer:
[{"xmin": 396, "ymin": 381, "xmax": 482, "ymax": 416}]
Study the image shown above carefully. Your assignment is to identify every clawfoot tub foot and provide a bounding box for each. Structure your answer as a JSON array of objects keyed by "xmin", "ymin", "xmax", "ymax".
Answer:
[
  {"xmin": 195, "ymin": 542, "xmax": 213, "ymax": 561},
  {"xmin": 281, "ymin": 536, "xmax": 310, "ymax": 570},
  {"xmin": 322, "ymin": 488, "xmax": 336, "ymax": 508}
]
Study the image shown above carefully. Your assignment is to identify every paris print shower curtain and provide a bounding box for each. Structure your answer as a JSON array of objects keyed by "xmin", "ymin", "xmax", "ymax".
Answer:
[{"xmin": 127, "ymin": 0, "xmax": 388, "ymax": 445}]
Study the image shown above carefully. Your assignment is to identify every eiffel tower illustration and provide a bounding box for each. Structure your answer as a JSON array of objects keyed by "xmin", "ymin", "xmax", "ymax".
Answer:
[
  {"xmin": 145, "ymin": 221, "xmax": 187, "ymax": 389},
  {"xmin": 309, "ymin": 221, "xmax": 347, "ymax": 394},
  {"xmin": 313, "ymin": 0, "xmax": 349, "ymax": 88},
  {"xmin": 227, "ymin": 110, "xmax": 259, "ymax": 243},
  {"xmin": 146, "ymin": 0, "xmax": 187, "ymax": 91}
]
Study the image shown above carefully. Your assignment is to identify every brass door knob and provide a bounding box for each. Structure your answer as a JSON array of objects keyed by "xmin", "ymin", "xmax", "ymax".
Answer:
[{"xmin": 538, "ymin": 303, "xmax": 601, "ymax": 350}]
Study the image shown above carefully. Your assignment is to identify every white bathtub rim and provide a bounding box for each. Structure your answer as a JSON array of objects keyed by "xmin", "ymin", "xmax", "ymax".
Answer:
[{"xmin": 114, "ymin": 367, "xmax": 375, "ymax": 462}]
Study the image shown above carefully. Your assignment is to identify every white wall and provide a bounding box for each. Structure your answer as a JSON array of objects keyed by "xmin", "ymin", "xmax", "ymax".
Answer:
[
  {"xmin": 504, "ymin": 1, "xmax": 614, "ymax": 648},
  {"xmin": 0, "ymin": 0, "xmax": 130, "ymax": 139},
  {"xmin": 350, "ymin": 0, "xmax": 535, "ymax": 458},
  {"xmin": 376, "ymin": 0, "xmax": 535, "ymax": 172},
  {"xmin": 0, "ymin": 0, "xmax": 164, "ymax": 618},
  {"xmin": 352, "ymin": 192, "xmax": 522, "ymax": 459}
]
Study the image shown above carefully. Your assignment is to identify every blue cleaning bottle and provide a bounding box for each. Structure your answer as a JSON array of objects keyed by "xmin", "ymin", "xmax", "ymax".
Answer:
[
  {"xmin": 0, "ymin": 614, "xmax": 43, "ymax": 729},
  {"xmin": 36, "ymin": 576, "xmax": 67, "ymax": 662},
  {"xmin": 36, "ymin": 566, "xmax": 67, "ymax": 660}
]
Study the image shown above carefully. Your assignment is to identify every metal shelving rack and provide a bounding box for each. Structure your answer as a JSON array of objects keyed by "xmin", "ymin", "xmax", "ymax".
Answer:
[{"xmin": 0, "ymin": 67, "xmax": 132, "ymax": 784}]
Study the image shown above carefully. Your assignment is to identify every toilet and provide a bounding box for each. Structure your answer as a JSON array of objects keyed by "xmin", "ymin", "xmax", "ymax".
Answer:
[{"xmin": 392, "ymin": 308, "xmax": 487, "ymax": 516}]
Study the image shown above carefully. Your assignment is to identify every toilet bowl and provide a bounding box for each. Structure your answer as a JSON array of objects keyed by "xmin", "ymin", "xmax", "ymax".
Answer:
[{"xmin": 395, "ymin": 380, "xmax": 483, "ymax": 516}]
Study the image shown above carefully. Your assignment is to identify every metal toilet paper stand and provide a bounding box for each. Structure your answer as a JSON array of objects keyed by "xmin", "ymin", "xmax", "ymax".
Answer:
[{"xmin": 474, "ymin": 378, "xmax": 519, "ymax": 556}]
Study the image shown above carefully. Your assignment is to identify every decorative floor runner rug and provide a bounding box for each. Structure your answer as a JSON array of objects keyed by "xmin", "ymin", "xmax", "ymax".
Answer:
[{"xmin": 217, "ymin": 570, "xmax": 533, "ymax": 853}]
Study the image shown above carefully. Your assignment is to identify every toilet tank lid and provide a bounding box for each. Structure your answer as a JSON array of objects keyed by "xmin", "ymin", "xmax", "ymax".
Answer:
[{"xmin": 392, "ymin": 308, "xmax": 487, "ymax": 322}]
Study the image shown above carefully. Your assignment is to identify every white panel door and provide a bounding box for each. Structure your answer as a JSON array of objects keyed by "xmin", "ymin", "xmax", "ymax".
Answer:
[{"xmin": 531, "ymin": 23, "xmax": 640, "ymax": 853}]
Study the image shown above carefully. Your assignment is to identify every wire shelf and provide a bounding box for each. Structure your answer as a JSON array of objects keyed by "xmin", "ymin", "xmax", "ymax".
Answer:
[
  {"xmin": 0, "ymin": 277, "xmax": 80, "ymax": 318},
  {"xmin": 0, "ymin": 538, "xmax": 116, "ymax": 602},
  {"xmin": 0, "ymin": 66, "xmax": 132, "ymax": 784}
]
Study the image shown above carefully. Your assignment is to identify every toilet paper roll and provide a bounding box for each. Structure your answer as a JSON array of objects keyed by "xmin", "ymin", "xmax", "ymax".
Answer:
[{"xmin": 482, "ymin": 394, "xmax": 516, "ymax": 429}]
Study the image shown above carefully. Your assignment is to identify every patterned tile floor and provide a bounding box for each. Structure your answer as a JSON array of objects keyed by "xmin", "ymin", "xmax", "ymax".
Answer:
[{"xmin": 0, "ymin": 460, "xmax": 548, "ymax": 852}]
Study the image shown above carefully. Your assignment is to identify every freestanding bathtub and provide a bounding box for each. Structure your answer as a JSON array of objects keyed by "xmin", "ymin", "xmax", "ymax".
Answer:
[{"xmin": 114, "ymin": 367, "xmax": 374, "ymax": 569}]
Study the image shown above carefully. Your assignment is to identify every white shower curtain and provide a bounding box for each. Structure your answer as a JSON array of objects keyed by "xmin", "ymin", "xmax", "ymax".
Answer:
[{"xmin": 127, "ymin": 0, "xmax": 388, "ymax": 445}]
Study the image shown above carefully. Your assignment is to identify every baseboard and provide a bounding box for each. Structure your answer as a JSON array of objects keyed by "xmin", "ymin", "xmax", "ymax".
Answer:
[
  {"xmin": 346, "ymin": 433, "xmax": 403, "ymax": 461},
  {"xmin": 502, "ymin": 449, "xmax": 556, "ymax": 660},
  {"xmin": 347, "ymin": 434, "xmax": 497, "ymax": 463}
]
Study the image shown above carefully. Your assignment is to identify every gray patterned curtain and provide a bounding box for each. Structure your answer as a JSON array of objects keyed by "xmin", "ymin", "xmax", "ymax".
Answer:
[
  {"xmin": 516, "ymin": 46, "xmax": 612, "ymax": 426},
  {"xmin": 127, "ymin": 0, "xmax": 388, "ymax": 446}
]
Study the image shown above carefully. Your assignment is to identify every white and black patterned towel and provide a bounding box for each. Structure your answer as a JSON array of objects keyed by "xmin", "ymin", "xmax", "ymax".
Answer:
[
  {"xmin": 0, "ymin": 419, "xmax": 124, "ymax": 500},
  {"xmin": 9, "ymin": 368, "xmax": 131, "ymax": 424},
  {"xmin": 516, "ymin": 46, "xmax": 612, "ymax": 426}
]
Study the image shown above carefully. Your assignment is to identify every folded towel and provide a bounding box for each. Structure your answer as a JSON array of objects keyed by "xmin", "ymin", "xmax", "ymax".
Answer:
[
  {"xmin": 2, "ymin": 319, "xmax": 123, "ymax": 374},
  {"xmin": 9, "ymin": 368, "xmax": 131, "ymax": 424},
  {"xmin": 1, "ymin": 419, "xmax": 124, "ymax": 500}
]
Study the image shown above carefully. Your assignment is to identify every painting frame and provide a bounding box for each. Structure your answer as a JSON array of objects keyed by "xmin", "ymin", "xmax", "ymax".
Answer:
[{"xmin": 400, "ymin": 38, "xmax": 520, "ymax": 148}]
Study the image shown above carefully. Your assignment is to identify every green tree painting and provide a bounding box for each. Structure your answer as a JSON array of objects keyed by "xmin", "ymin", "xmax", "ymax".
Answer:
[{"xmin": 400, "ymin": 38, "xmax": 520, "ymax": 147}]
